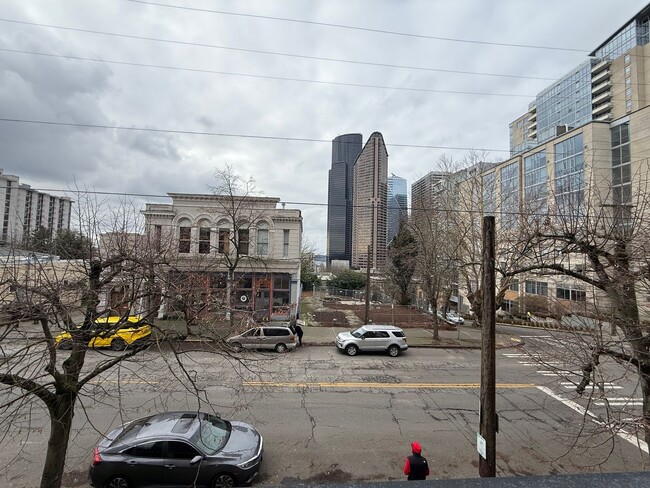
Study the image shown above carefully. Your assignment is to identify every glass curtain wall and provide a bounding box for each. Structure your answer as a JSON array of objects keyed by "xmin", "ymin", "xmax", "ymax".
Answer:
[
  {"xmin": 524, "ymin": 150, "xmax": 548, "ymax": 221},
  {"xmin": 554, "ymin": 133, "xmax": 585, "ymax": 222},
  {"xmin": 500, "ymin": 162, "xmax": 520, "ymax": 229}
]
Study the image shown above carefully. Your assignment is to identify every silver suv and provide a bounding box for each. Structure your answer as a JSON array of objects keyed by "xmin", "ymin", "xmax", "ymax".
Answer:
[
  {"xmin": 336, "ymin": 325, "xmax": 408, "ymax": 357},
  {"xmin": 228, "ymin": 325, "xmax": 298, "ymax": 353}
]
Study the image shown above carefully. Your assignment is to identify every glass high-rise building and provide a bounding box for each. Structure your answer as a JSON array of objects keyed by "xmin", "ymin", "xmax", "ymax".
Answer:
[
  {"xmin": 326, "ymin": 133, "xmax": 363, "ymax": 264},
  {"xmin": 351, "ymin": 132, "xmax": 388, "ymax": 270},
  {"xmin": 387, "ymin": 174, "xmax": 407, "ymax": 246},
  {"xmin": 509, "ymin": 3, "xmax": 650, "ymax": 156}
]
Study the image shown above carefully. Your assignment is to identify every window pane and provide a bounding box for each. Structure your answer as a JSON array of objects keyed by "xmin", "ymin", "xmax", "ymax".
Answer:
[
  {"xmin": 125, "ymin": 441, "xmax": 164, "ymax": 458},
  {"xmin": 273, "ymin": 274, "xmax": 290, "ymax": 290},
  {"xmin": 179, "ymin": 227, "xmax": 191, "ymax": 253}
]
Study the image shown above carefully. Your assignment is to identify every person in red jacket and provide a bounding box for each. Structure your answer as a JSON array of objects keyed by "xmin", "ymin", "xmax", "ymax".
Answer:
[{"xmin": 403, "ymin": 441, "xmax": 430, "ymax": 480}]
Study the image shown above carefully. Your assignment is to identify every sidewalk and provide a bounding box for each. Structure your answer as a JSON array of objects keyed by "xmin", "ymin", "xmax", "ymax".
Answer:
[{"xmin": 8, "ymin": 319, "xmax": 523, "ymax": 349}]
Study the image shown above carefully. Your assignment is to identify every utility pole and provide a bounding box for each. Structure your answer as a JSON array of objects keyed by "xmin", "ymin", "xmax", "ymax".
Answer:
[
  {"xmin": 479, "ymin": 216, "xmax": 496, "ymax": 477},
  {"xmin": 364, "ymin": 244, "xmax": 372, "ymax": 324}
]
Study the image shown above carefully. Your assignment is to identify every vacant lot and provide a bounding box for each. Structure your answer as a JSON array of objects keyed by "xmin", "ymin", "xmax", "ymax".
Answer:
[{"xmin": 305, "ymin": 295, "xmax": 455, "ymax": 329}]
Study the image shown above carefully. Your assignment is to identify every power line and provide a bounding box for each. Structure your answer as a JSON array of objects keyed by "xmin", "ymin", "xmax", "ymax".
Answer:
[
  {"xmin": 5, "ymin": 187, "xmax": 646, "ymax": 221},
  {"xmin": 4, "ymin": 116, "xmax": 650, "ymax": 164},
  {"xmin": 4, "ymin": 116, "xmax": 650, "ymax": 162},
  {"xmin": 0, "ymin": 17, "xmax": 559, "ymax": 81},
  {"xmin": 127, "ymin": 0, "xmax": 589, "ymax": 53},
  {"xmin": 0, "ymin": 118, "xmax": 512, "ymax": 153},
  {"xmin": 0, "ymin": 48, "xmax": 537, "ymax": 99}
]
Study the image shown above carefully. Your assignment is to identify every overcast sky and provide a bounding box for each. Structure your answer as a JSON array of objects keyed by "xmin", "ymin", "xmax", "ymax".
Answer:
[{"xmin": 1, "ymin": 0, "xmax": 646, "ymax": 253}]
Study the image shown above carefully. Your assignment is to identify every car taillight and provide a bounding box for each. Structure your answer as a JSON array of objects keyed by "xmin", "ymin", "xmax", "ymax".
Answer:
[{"xmin": 93, "ymin": 447, "xmax": 102, "ymax": 465}]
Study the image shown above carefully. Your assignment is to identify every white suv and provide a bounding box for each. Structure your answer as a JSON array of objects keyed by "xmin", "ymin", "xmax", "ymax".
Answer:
[{"xmin": 336, "ymin": 325, "xmax": 408, "ymax": 357}]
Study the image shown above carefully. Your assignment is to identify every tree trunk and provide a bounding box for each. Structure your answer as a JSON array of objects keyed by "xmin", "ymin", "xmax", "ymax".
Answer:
[
  {"xmin": 430, "ymin": 302, "xmax": 439, "ymax": 341},
  {"xmin": 227, "ymin": 269, "xmax": 234, "ymax": 329},
  {"xmin": 638, "ymin": 366, "xmax": 650, "ymax": 456},
  {"xmin": 40, "ymin": 394, "xmax": 76, "ymax": 488},
  {"xmin": 606, "ymin": 269, "xmax": 650, "ymax": 461}
]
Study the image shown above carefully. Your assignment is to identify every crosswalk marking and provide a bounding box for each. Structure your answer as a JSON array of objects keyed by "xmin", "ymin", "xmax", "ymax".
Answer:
[
  {"xmin": 537, "ymin": 386, "xmax": 649, "ymax": 454},
  {"xmin": 595, "ymin": 401, "xmax": 643, "ymax": 406},
  {"xmin": 242, "ymin": 381, "xmax": 536, "ymax": 389}
]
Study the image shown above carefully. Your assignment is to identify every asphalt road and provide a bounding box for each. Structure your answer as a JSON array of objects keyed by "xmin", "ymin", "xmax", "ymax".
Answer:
[{"xmin": 1, "ymin": 327, "xmax": 648, "ymax": 487}]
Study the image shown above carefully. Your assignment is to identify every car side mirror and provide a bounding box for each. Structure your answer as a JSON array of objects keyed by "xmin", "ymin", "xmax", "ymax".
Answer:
[{"xmin": 190, "ymin": 455, "xmax": 203, "ymax": 465}]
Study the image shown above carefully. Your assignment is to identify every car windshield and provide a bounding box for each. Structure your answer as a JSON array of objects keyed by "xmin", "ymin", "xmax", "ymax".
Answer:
[
  {"xmin": 351, "ymin": 327, "xmax": 366, "ymax": 338},
  {"xmin": 191, "ymin": 415, "xmax": 231, "ymax": 455}
]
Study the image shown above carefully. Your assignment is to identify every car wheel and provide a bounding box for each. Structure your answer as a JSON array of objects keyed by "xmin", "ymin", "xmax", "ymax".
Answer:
[
  {"xmin": 230, "ymin": 342, "xmax": 243, "ymax": 353},
  {"xmin": 106, "ymin": 475, "xmax": 129, "ymax": 488},
  {"xmin": 345, "ymin": 344, "xmax": 358, "ymax": 356},
  {"xmin": 387, "ymin": 345, "xmax": 400, "ymax": 357},
  {"xmin": 110, "ymin": 338, "xmax": 126, "ymax": 351},
  {"xmin": 275, "ymin": 343, "xmax": 288, "ymax": 353},
  {"xmin": 212, "ymin": 473, "xmax": 236, "ymax": 488},
  {"xmin": 57, "ymin": 339, "xmax": 73, "ymax": 350}
]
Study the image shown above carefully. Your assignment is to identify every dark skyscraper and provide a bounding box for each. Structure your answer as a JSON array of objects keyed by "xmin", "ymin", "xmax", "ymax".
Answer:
[{"xmin": 327, "ymin": 133, "xmax": 363, "ymax": 264}]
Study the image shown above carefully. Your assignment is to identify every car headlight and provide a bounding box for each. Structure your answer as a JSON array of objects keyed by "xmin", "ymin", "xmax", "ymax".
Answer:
[{"xmin": 237, "ymin": 456, "xmax": 260, "ymax": 469}]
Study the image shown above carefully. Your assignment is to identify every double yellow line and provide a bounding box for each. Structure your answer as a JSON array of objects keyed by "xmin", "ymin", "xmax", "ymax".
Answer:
[{"xmin": 243, "ymin": 381, "xmax": 535, "ymax": 389}]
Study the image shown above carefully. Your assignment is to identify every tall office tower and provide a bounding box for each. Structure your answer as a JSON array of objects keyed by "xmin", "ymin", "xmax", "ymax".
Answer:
[
  {"xmin": 387, "ymin": 174, "xmax": 408, "ymax": 245},
  {"xmin": 410, "ymin": 171, "xmax": 448, "ymax": 223},
  {"xmin": 351, "ymin": 132, "xmax": 388, "ymax": 270},
  {"xmin": 326, "ymin": 133, "xmax": 363, "ymax": 265}
]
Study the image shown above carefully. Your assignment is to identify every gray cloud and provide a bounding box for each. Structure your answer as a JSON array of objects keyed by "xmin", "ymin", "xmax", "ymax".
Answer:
[{"xmin": 0, "ymin": 0, "xmax": 643, "ymax": 252}]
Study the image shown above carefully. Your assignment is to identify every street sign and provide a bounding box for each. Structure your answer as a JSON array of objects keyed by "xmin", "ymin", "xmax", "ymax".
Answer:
[{"xmin": 477, "ymin": 433, "xmax": 487, "ymax": 460}]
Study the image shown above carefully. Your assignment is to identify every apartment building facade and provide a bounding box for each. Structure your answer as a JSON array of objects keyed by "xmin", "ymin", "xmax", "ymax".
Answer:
[
  {"xmin": 466, "ymin": 4, "xmax": 650, "ymax": 320},
  {"xmin": 143, "ymin": 193, "xmax": 303, "ymax": 321},
  {"xmin": 0, "ymin": 169, "xmax": 72, "ymax": 245},
  {"xmin": 410, "ymin": 171, "xmax": 448, "ymax": 222},
  {"xmin": 351, "ymin": 132, "xmax": 388, "ymax": 270}
]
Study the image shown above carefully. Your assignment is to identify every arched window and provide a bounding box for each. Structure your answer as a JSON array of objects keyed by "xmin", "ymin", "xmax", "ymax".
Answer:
[
  {"xmin": 198, "ymin": 219, "xmax": 211, "ymax": 254},
  {"xmin": 217, "ymin": 219, "xmax": 230, "ymax": 254},
  {"xmin": 256, "ymin": 222, "xmax": 269, "ymax": 256},
  {"xmin": 177, "ymin": 218, "xmax": 191, "ymax": 253}
]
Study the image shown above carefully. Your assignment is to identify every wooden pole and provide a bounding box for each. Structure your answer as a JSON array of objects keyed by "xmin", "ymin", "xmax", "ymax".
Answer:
[
  {"xmin": 479, "ymin": 216, "xmax": 496, "ymax": 477},
  {"xmin": 364, "ymin": 244, "xmax": 372, "ymax": 324}
]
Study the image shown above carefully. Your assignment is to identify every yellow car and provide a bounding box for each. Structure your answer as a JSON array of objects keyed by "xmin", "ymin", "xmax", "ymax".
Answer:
[{"xmin": 55, "ymin": 316, "xmax": 153, "ymax": 351}]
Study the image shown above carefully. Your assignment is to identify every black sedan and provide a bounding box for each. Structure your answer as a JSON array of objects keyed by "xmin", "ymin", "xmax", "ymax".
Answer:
[{"xmin": 89, "ymin": 411, "xmax": 263, "ymax": 488}]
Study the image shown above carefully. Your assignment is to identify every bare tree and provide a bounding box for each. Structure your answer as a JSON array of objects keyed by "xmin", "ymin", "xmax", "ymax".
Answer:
[
  {"xmin": 0, "ymin": 192, "xmax": 274, "ymax": 487},
  {"xmin": 442, "ymin": 151, "xmax": 521, "ymax": 327},
  {"xmin": 503, "ymin": 166, "xmax": 650, "ymax": 457},
  {"xmin": 409, "ymin": 157, "xmax": 458, "ymax": 340},
  {"xmin": 205, "ymin": 164, "xmax": 277, "ymax": 328}
]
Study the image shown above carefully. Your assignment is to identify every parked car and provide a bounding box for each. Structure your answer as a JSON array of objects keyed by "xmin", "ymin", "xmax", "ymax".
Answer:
[
  {"xmin": 89, "ymin": 411, "xmax": 263, "ymax": 488},
  {"xmin": 445, "ymin": 312, "xmax": 465, "ymax": 325},
  {"xmin": 55, "ymin": 316, "xmax": 152, "ymax": 351},
  {"xmin": 335, "ymin": 324, "xmax": 408, "ymax": 357},
  {"xmin": 227, "ymin": 325, "xmax": 298, "ymax": 353}
]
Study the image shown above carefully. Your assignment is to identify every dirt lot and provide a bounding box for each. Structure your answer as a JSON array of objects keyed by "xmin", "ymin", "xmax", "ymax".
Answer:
[{"xmin": 305, "ymin": 295, "xmax": 455, "ymax": 329}]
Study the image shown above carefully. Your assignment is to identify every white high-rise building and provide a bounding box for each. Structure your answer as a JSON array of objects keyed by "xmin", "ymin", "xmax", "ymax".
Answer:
[{"xmin": 0, "ymin": 169, "xmax": 72, "ymax": 245}]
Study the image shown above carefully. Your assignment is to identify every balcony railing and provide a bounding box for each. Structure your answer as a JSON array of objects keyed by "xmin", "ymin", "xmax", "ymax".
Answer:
[
  {"xmin": 591, "ymin": 59, "xmax": 610, "ymax": 76},
  {"xmin": 591, "ymin": 90, "xmax": 612, "ymax": 105},
  {"xmin": 591, "ymin": 69, "xmax": 611, "ymax": 85},
  {"xmin": 592, "ymin": 101, "xmax": 613, "ymax": 116},
  {"xmin": 591, "ymin": 80, "xmax": 612, "ymax": 95}
]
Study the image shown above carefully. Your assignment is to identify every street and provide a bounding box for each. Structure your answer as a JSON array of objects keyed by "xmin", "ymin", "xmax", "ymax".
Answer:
[{"xmin": 1, "ymin": 325, "xmax": 648, "ymax": 487}]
